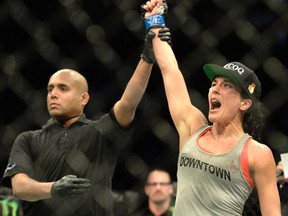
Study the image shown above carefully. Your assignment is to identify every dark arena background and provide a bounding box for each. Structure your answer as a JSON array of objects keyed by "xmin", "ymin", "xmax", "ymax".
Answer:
[{"xmin": 0, "ymin": 0, "xmax": 288, "ymax": 215}]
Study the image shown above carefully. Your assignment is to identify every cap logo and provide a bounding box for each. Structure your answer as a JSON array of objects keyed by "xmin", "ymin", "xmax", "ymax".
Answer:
[
  {"xmin": 223, "ymin": 63, "xmax": 245, "ymax": 75},
  {"xmin": 248, "ymin": 83, "xmax": 256, "ymax": 94}
]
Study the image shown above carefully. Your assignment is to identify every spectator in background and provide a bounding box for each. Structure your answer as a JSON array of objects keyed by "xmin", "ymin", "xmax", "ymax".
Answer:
[
  {"xmin": 276, "ymin": 160, "xmax": 288, "ymax": 215},
  {"xmin": 276, "ymin": 160, "xmax": 288, "ymax": 185},
  {"xmin": 132, "ymin": 169, "xmax": 174, "ymax": 216}
]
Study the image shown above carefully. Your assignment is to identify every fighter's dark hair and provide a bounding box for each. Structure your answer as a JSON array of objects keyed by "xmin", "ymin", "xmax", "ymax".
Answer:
[{"xmin": 241, "ymin": 92, "xmax": 265, "ymax": 142}]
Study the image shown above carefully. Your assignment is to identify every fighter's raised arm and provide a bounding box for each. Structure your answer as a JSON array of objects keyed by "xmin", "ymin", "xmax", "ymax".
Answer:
[
  {"xmin": 141, "ymin": 1, "xmax": 281, "ymax": 215},
  {"xmin": 142, "ymin": 0, "xmax": 207, "ymax": 148}
]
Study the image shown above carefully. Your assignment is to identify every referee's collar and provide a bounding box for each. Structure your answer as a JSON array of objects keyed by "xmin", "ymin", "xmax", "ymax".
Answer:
[{"xmin": 44, "ymin": 114, "xmax": 89, "ymax": 129}]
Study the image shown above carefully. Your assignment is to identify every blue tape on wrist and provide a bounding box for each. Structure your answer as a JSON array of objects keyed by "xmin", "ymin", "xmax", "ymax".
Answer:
[{"xmin": 145, "ymin": 14, "xmax": 165, "ymax": 30}]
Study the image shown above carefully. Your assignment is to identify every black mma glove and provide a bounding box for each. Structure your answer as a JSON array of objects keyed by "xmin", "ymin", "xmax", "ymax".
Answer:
[
  {"xmin": 51, "ymin": 175, "xmax": 91, "ymax": 198},
  {"xmin": 141, "ymin": 27, "xmax": 172, "ymax": 63},
  {"xmin": 158, "ymin": 27, "xmax": 172, "ymax": 47},
  {"xmin": 141, "ymin": 31, "xmax": 157, "ymax": 63}
]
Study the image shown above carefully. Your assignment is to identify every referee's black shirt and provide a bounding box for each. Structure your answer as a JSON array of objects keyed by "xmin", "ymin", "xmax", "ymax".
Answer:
[{"xmin": 2, "ymin": 111, "xmax": 134, "ymax": 216}]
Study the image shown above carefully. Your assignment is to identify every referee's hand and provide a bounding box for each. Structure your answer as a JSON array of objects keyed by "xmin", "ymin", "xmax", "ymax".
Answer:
[{"xmin": 51, "ymin": 175, "xmax": 91, "ymax": 198}]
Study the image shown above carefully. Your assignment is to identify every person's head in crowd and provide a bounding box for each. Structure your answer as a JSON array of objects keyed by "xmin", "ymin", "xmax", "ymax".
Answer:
[{"xmin": 145, "ymin": 169, "xmax": 174, "ymax": 212}]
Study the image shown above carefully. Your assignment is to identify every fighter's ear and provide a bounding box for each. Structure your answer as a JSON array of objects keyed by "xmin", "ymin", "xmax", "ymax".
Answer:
[{"xmin": 240, "ymin": 99, "xmax": 252, "ymax": 111}]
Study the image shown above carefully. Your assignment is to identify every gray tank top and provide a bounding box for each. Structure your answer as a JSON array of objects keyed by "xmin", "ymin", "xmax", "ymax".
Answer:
[{"xmin": 174, "ymin": 125, "xmax": 253, "ymax": 216}]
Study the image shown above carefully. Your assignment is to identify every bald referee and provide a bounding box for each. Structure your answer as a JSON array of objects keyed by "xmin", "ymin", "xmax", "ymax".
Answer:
[{"xmin": 1, "ymin": 31, "xmax": 171, "ymax": 215}]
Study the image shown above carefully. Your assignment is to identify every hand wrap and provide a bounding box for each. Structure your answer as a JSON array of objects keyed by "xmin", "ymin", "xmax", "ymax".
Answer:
[
  {"xmin": 141, "ymin": 0, "xmax": 168, "ymax": 31},
  {"xmin": 144, "ymin": 14, "xmax": 165, "ymax": 31}
]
